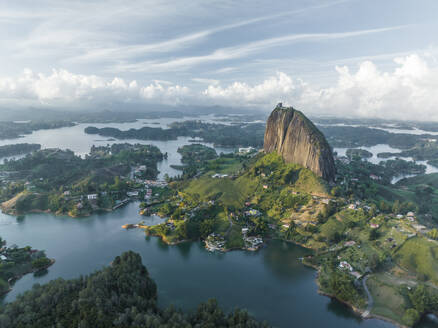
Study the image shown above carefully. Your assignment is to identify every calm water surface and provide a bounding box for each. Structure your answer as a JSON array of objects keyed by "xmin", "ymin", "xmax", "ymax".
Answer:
[
  {"xmin": 0, "ymin": 116, "xmax": 234, "ymax": 179},
  {"xmin": 0, "ymin": 203, "xmax": 397, "ymax": 328}
]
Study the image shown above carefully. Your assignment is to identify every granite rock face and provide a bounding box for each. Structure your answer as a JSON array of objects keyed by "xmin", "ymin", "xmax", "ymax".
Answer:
[{"xmin": 264, "ymin": 104, "xmax": 336, "ymax": 181}]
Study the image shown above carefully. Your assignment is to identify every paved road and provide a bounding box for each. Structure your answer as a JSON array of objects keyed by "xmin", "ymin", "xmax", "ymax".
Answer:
[{"xmin": 362, "ymin": 275, "xmax": 373, "ymax": 318}]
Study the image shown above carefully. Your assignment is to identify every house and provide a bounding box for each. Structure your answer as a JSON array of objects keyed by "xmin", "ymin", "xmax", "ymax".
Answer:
[
  {"xmin": 322, "ymin": 198, "xmax": 331, "ymax": 205},
  {"xmin": 76, "ymin": 202, "xmax": 83, "ymax": 209},
  {"xmin": 344, "ymin": 241, "xmax": 356, "ymax": 247},
  {"xmin": 63, "ymin": 191, "xmax": 71, "ymax": 196},
  {"xmin": 0, "ymin": 255, "xmax": 7, "ymax": 261},
  {"xmin": 406, "ymin": 212, "xmax": 415, "ymax": 218},
  {"xmin": 413, "ymin": 224, "xmax": 427, "ymax": 232},
  {"xmin": 348, "ymin": 204, "xmax": 356, "ymax": 210},
  {"xmin": 370, "ymin": 223, "xmax": 380, "ymax": 229},
  {"xmin": 211, "ymin": 173, "xmax": 228, "ymax": 178},
  {"xmin": 87, "ymin": 194, "xmax": 98, "ymax": 200},
  {"xmin": 242, "ymin": 228, "xmax": 249, "ymax": 235},
  {"xmin": 245, "ymin": 209, "xmax": 261, "ymax": 217},
  {"xmin": 339, "ymin": 261, "xmax": 353, "ymax": 272},
  {"xmin": 396, "ymin": 214, "xmax": 403, "ymax": 219},
  {"xmin": 127, "ymin": 191, "xmax": 139, "ymax": 197},
  {"xmin": 263, "ymin": 185, "xmax": 268, "ymax": 189},
  {"xmin": 370, "ymin": 174, "xmax": 381, "ymax": 180}
]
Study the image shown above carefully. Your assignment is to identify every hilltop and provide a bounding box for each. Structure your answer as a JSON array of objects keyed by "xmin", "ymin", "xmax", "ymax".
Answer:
[{"xmin": 264, "ymin": 104, "xmax": 336, "ymax": 181}]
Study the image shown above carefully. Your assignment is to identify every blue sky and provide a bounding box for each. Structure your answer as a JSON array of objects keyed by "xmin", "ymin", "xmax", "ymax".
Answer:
[{"xmin": 1, "ymin": 0, "xmax": 438, "ymax": 120}]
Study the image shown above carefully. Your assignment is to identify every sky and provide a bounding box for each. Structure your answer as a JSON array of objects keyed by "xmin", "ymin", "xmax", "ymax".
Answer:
[{"xmin": 1, "ymin": 0, "xmax": 438, "ymax": 120}]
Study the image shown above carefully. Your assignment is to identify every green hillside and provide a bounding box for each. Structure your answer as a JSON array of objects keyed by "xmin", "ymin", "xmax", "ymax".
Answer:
[{"xmin": 183, "ymin": 152, "xmax": 328, "ymax": 211}]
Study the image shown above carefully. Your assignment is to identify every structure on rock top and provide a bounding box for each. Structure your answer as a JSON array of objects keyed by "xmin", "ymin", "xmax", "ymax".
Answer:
[{"xmin": 264, "ymin": 103, "xmax": 336, "ymax": 181}]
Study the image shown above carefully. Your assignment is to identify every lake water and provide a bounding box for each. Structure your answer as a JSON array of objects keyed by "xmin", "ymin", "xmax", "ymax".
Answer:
[
  {"xmin": 0, "ymin": 203, "xmax": 396, "ymax": 328},
  {"xmin": 334, "ymin": 144, "xmax": 438, "ymax": 184},
  {"xmin": 0, "ymin": 116, "xmax": 234, "ymax": 179},
  {"xmin": 0, "ymin": 119, "xmax": 437, "ymax": 327},
  {"xmin": 317, "ymin": 123, "xmax": 438, "ymax": 136}
]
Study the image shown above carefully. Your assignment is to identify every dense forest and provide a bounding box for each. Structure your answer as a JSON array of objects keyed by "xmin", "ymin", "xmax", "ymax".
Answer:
[
  {"xmin": 0, "ymin": 251, "xmax": 269, "ymax": 328},
  {"xmin": 0, "ymin": 121, "xmax": 74, "ymax": 140},
  {"xmin": 0, "ymin": 144, "xmax": 41, "ymax": 158},
  {"xmin": 85, "ymin": 121, "xmax": 266, "ymax": 148}
]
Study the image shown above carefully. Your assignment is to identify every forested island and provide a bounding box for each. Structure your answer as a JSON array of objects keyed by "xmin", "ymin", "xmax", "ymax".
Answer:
[
  {"xmin": 0, "ymin": 144, "xmax": 41, "ymax": 159},
  {"xmin": 0, "ymin": 251, "xmax": 267, "ymax": 328},
  {"xmin": 0, "ymin": 121, "xmax": 74, "ymax": 140},
  {"xmin": 85, "ymin": 120, "xmax": 265, "ymax": 147},
  {"xmin": 0, "ymin": 236, "xmax": 53, "ymax": 296},
  {"xmin": 378, "ymin": 140, "xmax": 438, "ymax": 161},
  {"xmin": 0, "ymin": 144, "xmax": 164, "ymax": 217}
]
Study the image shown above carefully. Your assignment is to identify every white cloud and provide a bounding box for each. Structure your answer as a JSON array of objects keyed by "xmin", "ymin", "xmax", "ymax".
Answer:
[
  {"xmin": 202, "ymin": 54, "xmax": 438, "ymax": 121},
  {"xmin": 192, "ymin": 78, "xmax": 220, "ymax": 85},
  {"xmin": 0, "ymin": 54, "xmax": 437, "ymax": 121},
  {"xmin": 0, "ymin": 69, "xmax": 191, "ymax": 106}
]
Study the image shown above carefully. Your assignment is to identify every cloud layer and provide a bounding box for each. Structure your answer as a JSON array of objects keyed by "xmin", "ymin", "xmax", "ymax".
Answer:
[{"xmin": 1, "ymin": 54, "xmax": 438, "ymax": 121}]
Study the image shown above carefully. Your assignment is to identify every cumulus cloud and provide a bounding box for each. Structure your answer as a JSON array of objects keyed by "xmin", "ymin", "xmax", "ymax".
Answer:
[
  {"xmin": 0, "ymin": 69, "xmax": 191, "ymax": 106},
  {"xmin": 202, "ymin": 54, "xmax": 438, "ymax": 121},
  {"xmin": 0, "ymin": 54, "xmax": 437, "ymax": 121}
]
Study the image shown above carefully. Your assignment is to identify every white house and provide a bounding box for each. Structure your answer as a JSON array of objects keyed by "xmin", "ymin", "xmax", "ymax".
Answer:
[
  {"xmin": 87, "ymin": 194, "xmax": 98, "ymax": 200},
  {"xmin": 339, "ymin": 261, "xmax": 353, "ymax": 272}
]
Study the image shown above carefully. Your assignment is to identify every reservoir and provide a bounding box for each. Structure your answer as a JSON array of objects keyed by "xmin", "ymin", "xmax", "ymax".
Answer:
[{"xmin": 0, "ymin": 203, "xmax": 395, "ymax": 328}]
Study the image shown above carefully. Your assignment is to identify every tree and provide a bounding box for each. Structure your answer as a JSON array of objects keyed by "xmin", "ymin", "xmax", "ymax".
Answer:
[
  {"xmin": 369, "ymin": 228, "xmax": 379, "ymax": 240},
  {"xmin": 31, "ymin": 257, "xmax": 51, "ymax": 270},
  {"xmin": 0, "ymin": 252, "xmax": 269, "ymax": 327},
  {"xmin": 392, "ymin": 200, "xmax": 401, "ymax": 214},
  {"xmin": 428, "ymin": 228, "xmax": 438, "ymax": 240}
]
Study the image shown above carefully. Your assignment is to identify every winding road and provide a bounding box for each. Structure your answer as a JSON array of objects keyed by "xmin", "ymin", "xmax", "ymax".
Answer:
[{"xmin": 361, "ymin": 275, "xmax": 373, "ymax": 318}]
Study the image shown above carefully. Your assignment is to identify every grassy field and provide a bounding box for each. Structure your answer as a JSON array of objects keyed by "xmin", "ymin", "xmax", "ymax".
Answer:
[
  {"xmin": 183, "ymin": 153, "xmax": 327, "ymax": 210},
  {"xmin": 367, "ymin": 274, "xmax": 408, "ymax": 323},
  {"xmin": 394, "ymin": 236, "xmax": 438, "ymax": 283},
  {"xmin": 319, "ymin": 217, "xmax": 345, "ymax": 240},
  {"xmin": 205, "ymin": 157, "xmax": 243, "ymax": 175},
  {"xmin": 183, "ymin": 175, "xmax": 259, "ymax": 209}
]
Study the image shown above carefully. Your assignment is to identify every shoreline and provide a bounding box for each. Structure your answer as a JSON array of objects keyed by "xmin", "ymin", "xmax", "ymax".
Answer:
[
  {"xmin": 1, "ymin": 203, "xmax": 129, "ymax": 219},
  {"xmin": 143, "ymin": 230, "xmax": 416, "ymax": 328},
  {"xmin": 2, "ymin": 258, "xmax": 56, "ymax": 297}
]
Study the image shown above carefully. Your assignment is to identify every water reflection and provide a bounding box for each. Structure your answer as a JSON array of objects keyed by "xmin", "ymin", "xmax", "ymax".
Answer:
[
  {"xmin": 326, "ymin": 299, "xmax": 362, "ymax": 322},
  {"xmin": 33, "ymin": 269, "xmax": 49, "ymax": 277},
  {"xmin": 0, "ymin": 205, "xmax": 399, "ymax": 328},
  {"xmin": 262, "ymin": 240, "xmax": 312, "ymax": 281},
  {"xmin": 175, "ymin": 241, "xmax": 193, "ymax": 260}
]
